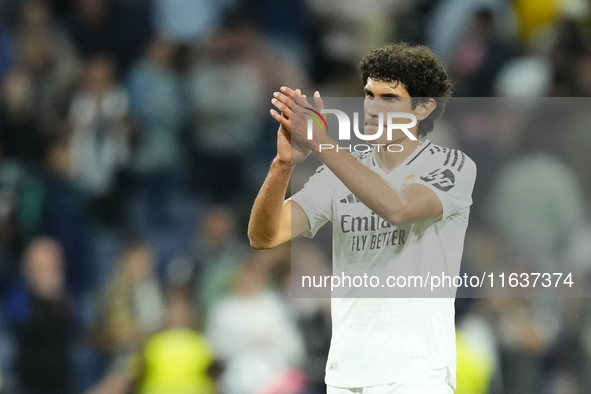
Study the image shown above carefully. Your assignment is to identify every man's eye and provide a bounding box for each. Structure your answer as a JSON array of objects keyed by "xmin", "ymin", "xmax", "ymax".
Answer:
[{"xmin": 382, "ymin": 97, "xmax": 397, "ymax": 101}]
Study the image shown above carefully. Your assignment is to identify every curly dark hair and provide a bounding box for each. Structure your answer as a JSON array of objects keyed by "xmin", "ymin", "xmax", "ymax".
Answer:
[{"xmin": 359, "ymin": 42, "xmax": 453, "ymax": 137}]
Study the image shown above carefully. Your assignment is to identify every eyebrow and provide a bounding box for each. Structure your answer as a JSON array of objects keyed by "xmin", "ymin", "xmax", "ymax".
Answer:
[{"xmin": 363, "ymin": 88, "xmax": 400, "ymax": 98}]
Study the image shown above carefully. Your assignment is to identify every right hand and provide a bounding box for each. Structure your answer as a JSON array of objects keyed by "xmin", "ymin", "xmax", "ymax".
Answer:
[{"xmin": 270, "ymin": 88, "xmax": 311, "ymax": 165}]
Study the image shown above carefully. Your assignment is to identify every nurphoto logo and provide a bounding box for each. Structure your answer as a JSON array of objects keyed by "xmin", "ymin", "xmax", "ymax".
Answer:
[{"xmin": 304, "ymin": 109, "xmax": 418, "ymax": 152}]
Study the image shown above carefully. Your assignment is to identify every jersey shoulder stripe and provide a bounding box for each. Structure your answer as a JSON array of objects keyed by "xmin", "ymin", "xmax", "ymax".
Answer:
[{"xmin": 428, "ymin": 144, "xmax": 472, "ymax": 173}]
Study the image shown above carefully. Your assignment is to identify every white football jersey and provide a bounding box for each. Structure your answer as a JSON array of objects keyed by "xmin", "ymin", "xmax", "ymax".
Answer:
[{"xmin": 291, "ymin": 140, "xmax": 476, "ymax": 388}]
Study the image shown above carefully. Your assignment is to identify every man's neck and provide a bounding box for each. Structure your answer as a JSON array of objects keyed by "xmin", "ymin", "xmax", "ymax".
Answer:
[{"xmin": 374, "ymin": 138, "xmax": 421, "ymax": 174}]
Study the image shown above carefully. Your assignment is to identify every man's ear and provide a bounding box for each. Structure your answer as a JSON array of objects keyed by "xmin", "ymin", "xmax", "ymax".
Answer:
[{"xmin": 416, "ymin": 99, "xmax": 437, "ymax": 121}]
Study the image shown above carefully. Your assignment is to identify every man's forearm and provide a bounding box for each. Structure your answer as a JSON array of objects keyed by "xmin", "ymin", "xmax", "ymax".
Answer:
[
  {"xmin": 248, "ymin": 158, "xmax": 293, "ymax": 248},
  {"xmin": 316, "ymin": 147, "xmax": 407, "ymax": 224}
]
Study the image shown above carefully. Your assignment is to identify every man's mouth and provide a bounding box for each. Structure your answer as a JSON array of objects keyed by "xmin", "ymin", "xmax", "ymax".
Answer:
[{"xmin": 364, "ymin": 118, "xmax": 380, "ymax": 127}]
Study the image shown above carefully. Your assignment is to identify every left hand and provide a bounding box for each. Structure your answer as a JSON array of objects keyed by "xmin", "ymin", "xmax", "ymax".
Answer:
[{"xmin": 270, "ymin": 86, "xmax": 331, "ymax": 151}]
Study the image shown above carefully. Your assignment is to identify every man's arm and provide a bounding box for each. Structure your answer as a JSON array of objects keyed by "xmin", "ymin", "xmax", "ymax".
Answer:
[
  {"xmin": 316, "ymin": 149, "xmax": 443, "ymax": 225},
  {"xmin": 270, "ymin": 87, "xmax": 443, "ymax": 225},
  {"xmin": 248, "ymin": 89, "xmax": 313, "ymax": 250},
  {"xmin": 247, "ymin": 158, "xmax": 310, "ymax": 250}
]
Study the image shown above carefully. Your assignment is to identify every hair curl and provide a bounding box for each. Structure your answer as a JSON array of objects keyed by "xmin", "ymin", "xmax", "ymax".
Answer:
[{"xmin": 359, "ymin": 42, "xmax": 453, "ymax": 137}]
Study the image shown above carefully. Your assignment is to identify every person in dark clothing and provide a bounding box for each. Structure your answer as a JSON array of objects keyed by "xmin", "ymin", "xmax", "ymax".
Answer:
[{"xmin": 4, "ymin": 237, "xmax": 75, "ymax": 394}]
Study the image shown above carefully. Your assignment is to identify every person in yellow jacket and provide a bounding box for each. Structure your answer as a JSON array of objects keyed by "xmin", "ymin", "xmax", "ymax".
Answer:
[
  {"xmin": 134, "ymin": 288, "xmax": 217, "ymax": 394},
  {"xmin": 514, "ymin": 0, "xmax": 588, "ymax": 44}
]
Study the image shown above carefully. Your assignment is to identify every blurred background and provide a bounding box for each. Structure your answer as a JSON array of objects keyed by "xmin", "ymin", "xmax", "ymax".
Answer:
[{"xmin": 0, "ymin": 0, "xmax": 591, "ymax": 393}]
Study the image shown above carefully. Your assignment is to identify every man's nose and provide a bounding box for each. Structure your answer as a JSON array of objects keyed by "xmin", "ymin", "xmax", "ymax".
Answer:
[{"xmin": 367, "ymin": 98, "xmax": 383, "ymax": 117}]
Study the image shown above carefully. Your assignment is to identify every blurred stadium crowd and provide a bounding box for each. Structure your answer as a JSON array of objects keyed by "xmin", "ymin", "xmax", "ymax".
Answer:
[{"xmin": 0, "ymin": 0, "xmax": 591, "ymax": 393}]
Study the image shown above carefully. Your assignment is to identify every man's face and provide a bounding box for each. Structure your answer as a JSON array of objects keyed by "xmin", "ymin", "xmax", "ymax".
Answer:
[{"xmin": 363, "ymin": 78, "xmax": 418, "ymax": 145}]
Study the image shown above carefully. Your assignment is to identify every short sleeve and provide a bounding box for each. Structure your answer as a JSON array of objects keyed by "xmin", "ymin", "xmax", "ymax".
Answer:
[
  {"xmin": 290, "ymin": 165, "xmax": 334, "ymax": 238},
  {"xmin": 413, "ymin": 150, "xmax": 477, "ymax": 220}
]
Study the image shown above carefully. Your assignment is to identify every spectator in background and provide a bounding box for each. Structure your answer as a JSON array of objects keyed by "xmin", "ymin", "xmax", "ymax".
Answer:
[
  {"xmin": 126, "ymin": 36, "xmax": 188, "ymax": 228},
  {"xmin": 14, "ymin": 0, "xmax": 79, "ymax": 132},
  {"xmin": 427, "ymin": 0, "xmax": 515, "ymax": 64},
  {"xmin": 188, "ymin": 15, "xmax": 309, "ymax": 190},
  {"xmin": 493, "ymin": 55, "xmax": 553, "ymax": 97},
  {"xmin": 127, "ymin": 36, "xmax": 185, "ymax": 173},
  {"xmin": 41, "ymin": 136, "xmax": 91, "ymax": 298},
  {"xmin": 68, "ymin": 0, "xmax": 117, "ymax": 61},
  {"xmin": 183, "ymin": 204, "xmax": 247, "ymax": 317},
  {"xmin": 188, "ymin": 18, "xmax": 266, "ymax": 200},
  {"xmin": 288, "ymin": 242, "xmax": 332, "ymax": 394},
  {"xmin": 67, "ymin": 0, "xmax": 153, "ymax": 71},
  {"xmin": 574, "ymin": 49, "xmax": 591, "ymax": 97},
  {"xmin": 449, "ymin": 9, "xmax": 514, "ymax": 97},
  {"xmin": 454, "ymin": 299, "xmax": 498, "ymax": 394},
  {"xmin": 548, "ymin": 27, "xmax": 591, "ymax": 196},
  {"xmin": 0, "ymin": 68, "xmax": 44, "ymax": 166},
  {"xmin": 110, "ymin": 0, "xmax": 154, "ymax": 72},
  {"xmin": 486, "ymin": 111, "xmax": 586, "ymax": 393},
  {"xmin": 558, "ymin": 195, "xmax": 591, "ymax": 392},
  {"xmin": 4, "ymin": 237, "xmax": 76, "ymax": 394},
  {"xmin": 87, "ymin": 242, "xmax": 164, "ymax": 394},
  {"xmin": 98, "ymin": 242, "xmax": 164, "ymax": 370},
  {"xmin": 513, "ymin": 0, "xmax": 589, "ymax": 45},
  {"xmin": 493, "ymin": 16, "xmax": 587, "ymax": 98},
  {"xmin": 134, "ymin": 288, "xmax": 216, "ymax": 394},
  {"xmin": 87, "ymin": 287, "xmax": 216, "ymax": 394},
  {"xmin": 445, "ymin": 99, "xmax": 525, "ymax": 226},
  {"xmin": 206, "ymin": 249, "xmax": 305, "ymax": 394},
  {"xmin": 0, "ymin": 87, "xmax": 51, "ymax": 291},
  {"xmin": 305, "ymin": 0, "xmax": 397, "ymax": 83},
  {"xmin": 486, "ymin": 297, "xmax": 559, "ymax": 394},
  {"xmin": 241, "ymin": 0, "xmax": 311, "ymax": 65},
  {"xmin": 68, "ymin": 54, "xmax": 132, "ymax": 225},
  {"xmin": 561, "ymin": 104, "xmax": 591, "ymax": 202},
  {"xmin": 64, "ymin": 0, "xmax": 153, "ymax": 72},
  {"xmin": 546, "ymin": 18, "xmax": 586, "ymax": 96},
  {"xmin": 486, "ymin": 111, "xmax": 585, "ymax": 266},
  {"xmin": 152, "ymin": 0, "xmax": 232, "ymax": 45}
]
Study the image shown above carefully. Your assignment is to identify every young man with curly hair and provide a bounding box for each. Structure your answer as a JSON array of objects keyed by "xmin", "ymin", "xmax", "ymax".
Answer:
[{"xmin": 249, "ymin": 42, "xmax": 476, "ymax": 393}]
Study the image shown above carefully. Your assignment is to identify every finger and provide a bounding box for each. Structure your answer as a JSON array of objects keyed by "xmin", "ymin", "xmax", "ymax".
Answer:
[
  {"xmin": 280, "ymin": 87, "xmax": 310, "ymax": 109},
  {"xmin": 296, "ymin": 89, "xmax": 310, "ymax": 104},
  {"xmin": 314, "ymin": 91, "xmax": 325, "ymax": 111},
  {"xmin": 273, "ymin": 91, "xmax": 292, "ymax": 109},
  {"xmin": 271, "ymin": 97, "xmax": 291, "ymax": 118},
  {"xmin": 277, "ymin": 93, "xmax": 306, "ymax": 116},
  {"xmin": 270, "ymin": 109, "xmax": 291, "ymax": 130},
  {"xmin": 280, "ymin": 86, "xmax": 301, "ymax": 98}
]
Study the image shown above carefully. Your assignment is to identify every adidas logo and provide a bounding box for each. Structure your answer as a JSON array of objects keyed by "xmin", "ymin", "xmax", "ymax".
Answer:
[{"xmin": 340, "ymin": 193, "xmax": 362, "ymax": 204}]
